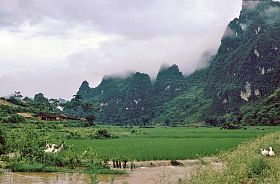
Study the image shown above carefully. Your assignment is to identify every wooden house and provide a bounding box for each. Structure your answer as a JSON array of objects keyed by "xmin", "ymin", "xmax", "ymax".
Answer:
[
  {"xmin": 36, "ymin": 112, "xmax": 84, "ymax": 122},
  {"xmin": 37, "ymin": 113, "xmax": 68, "ymax": 121}
]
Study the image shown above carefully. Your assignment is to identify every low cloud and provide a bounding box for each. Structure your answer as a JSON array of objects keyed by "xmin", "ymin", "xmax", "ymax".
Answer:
[
  {"xmin": 0, "ymin": 0, "xmax": 242, "ymax": 99},
  {"xmin": 263, "ymin": 6, "xmax": 280, "ymax": 24},
  {"xmin": 242, "ymin": 0, "xmax": 261, "ymax": 10}
]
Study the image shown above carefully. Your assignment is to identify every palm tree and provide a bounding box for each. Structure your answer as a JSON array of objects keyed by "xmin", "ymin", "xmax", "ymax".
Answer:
[{"xmin": 14, "ymin": 91, "xmax": 23, "ymax": 99}]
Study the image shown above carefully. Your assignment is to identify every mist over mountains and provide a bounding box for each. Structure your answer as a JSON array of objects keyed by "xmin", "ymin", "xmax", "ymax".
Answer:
[
  {"xmin": 62, "ymin": 0, "xmax": 280, "ymax": 126},
  {"xmin": 1, "ymin": 0, "xmax": 279, "ymax": 127},
  {"xmin": 0, "ymin": 0, "xmax": 242, "ymax": 99}
]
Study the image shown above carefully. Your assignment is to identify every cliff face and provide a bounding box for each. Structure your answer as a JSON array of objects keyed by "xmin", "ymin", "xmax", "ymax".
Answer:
[
  {"xmin": 153, "ymin": 65, "xmax": 186, "ymax": 107},
  {"xmin": 72, "ymin": 65, "xmax": 185, "ymax": 124},
  {"xmin": 68, "ymin": 0, "xmax": 280, "ymax": 125},
  {"xmin": 77, "ymin": 81, "xmax": 93, "ymax": 99},
  {"xmin": 205, "ymin": 0, "xmax": 280, "ymax": 116}
]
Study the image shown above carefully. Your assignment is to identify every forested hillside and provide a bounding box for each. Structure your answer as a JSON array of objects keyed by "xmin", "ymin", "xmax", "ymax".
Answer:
[
  {"xmin": 64, "ymin": 0, "xmax": 280, "ymax": 126},
  {"xmin": 205, "ymin": 0, "xmax": 280, "ymax": 117},
  {"xmin": 64, "ymin": 65, "xmax": 187, "ymax": 125}
]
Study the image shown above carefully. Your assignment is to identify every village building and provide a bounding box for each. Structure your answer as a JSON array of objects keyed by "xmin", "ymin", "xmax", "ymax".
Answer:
[
  {"xmin": 36, "ymin": 113, "xmax": 68, "ymax": 121},
  {"xmin": 36, "ymin": 112, "xmax": 85, "ymax": 122}
]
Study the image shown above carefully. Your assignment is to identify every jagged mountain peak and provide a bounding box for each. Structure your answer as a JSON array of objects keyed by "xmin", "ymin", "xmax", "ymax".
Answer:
[
  {"xmin": 66, "ymin": 1, "xmax": 280, "ymax": 125},
  {"xmin": 159, "ymin": 64, "xmax": 180, "ymax": 72},
  {"xmin": 80, "ymin": 80, "xmax": 90, "ymax": 88},
  {"xmin": 206, "ymin": 0, "xmax": 280, "ymax": 116},
  {"xmin": 77, "ymin": 80, "xmax": 92, "ymax": 98},
  {"xmin": 156, "ymin": 64, "xmax": 184, "ymax": 81}
]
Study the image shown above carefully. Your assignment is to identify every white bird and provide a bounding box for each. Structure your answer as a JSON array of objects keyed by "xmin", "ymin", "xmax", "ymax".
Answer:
[
  {"xmin": 260, "ymin": 149, "xmax": 269, "ymax": 156},
  {"xmin": 53, "ymin": 143, "xmax": 64, "ymax": 153},
  {"xmin": 82, "ymin": 150, "xmax": 88, "ymax": 155},
  {"xmin": 268, "ymin": 147, "xmax": 275, "ymax": 157},
  {"xmin": 44, "ymin": 144, "xmax": 55, "ymax": 153}
]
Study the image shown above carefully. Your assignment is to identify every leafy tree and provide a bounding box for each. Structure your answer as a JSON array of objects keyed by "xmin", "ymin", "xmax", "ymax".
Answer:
[
  {"xmin": 94, "ymin": 129, "xmax": 111, "ymax": 139},
  {"xmin": 14, "ymin": 91, "xmax": 23, "ymax": 99},
  {"xmin": 85, "ymin": 115, "xmax": 96, "ymax": 126},
  {"xmin": 49, "ymin": 98, "xmax": 61, "ymax": 112},
  {"xmin": 34, "ymin": 93, "xmax": 48, "ymax": 104},
  {"xmin": 0, "ymin": 127, "xmax": 7, "ymax": 154}
]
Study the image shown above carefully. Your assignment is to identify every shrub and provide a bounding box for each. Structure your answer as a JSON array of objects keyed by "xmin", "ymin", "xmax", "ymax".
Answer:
[
  {"xmin": 248, "ymin": 158, "xmax": 269, "ymax": 178},
  {"xmin": 130, "ymin": 128, "xmax": 137, "ymax": 134},
  {"xmin": 93, "ymin": 129, "xmax": 112, "ymax": 139},
  {"xmin": 66, "ymin": 130, "xmax": 83, "ymax": 139},
  {"xmin": 6, "ymin": 160, "xmax": 60, "ymax": 172},
  {"xmin": 0, "ymin": 114, "xmax": 25, "ymax": 124},
  {"xmin": 0, "ymin": 128, "xmax": 7, "ymax": 154}
]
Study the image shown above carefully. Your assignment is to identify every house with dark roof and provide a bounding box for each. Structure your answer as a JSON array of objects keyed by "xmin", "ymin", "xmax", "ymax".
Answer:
[
  {"xmin": 37, "ymin": 113, "xmax": 68, "ymax": 121},
  {"xmin": 37, "ymin": 112, "xmax": 87, "ymax": 122}
]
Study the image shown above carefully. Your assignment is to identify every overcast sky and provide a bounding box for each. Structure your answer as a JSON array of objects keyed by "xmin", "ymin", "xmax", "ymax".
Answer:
[{"xmin": 0, "ymin": 0, "xmax": 243, "ymax": 99}]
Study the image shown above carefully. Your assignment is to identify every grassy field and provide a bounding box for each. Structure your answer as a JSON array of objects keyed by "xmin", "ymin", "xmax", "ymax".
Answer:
[
  {"xmin": 189, "ymin": 131, "xmax": 280, "ymax": 183},
  {"xmin": 1, "ymin": 123, "xmax": 280, "ymax": 174},
  {"xmin": 65, "ymin": 126, "xmax": 280, "ymax": 161}
]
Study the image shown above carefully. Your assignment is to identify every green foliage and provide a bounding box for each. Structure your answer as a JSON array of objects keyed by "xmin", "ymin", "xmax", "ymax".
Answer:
[
  {"xmin": 154, "ymin": 86, "xmax": 211, "ymax": 125},
  {"xmin": 189, "ymin": 131, "xmax": 280, "ymax": 184},
  {"xmin": 34, "ymin": 93, "xmax": 48, "ymax": 104},
  {"xmin": 7, "ymin": 161, "xmax": 60, "ymax": 172},
  {"xmin": 93, "ymin": 129, "xmax": 112, "ymax": 139},
  {"xmin": 64, "ymin": 1, "xmax": 280, "ymax": 126},
  {"xmin": 205, "ymin": 0, "xmax": 280, "ymax": 118},
  {"xmin": 0, "ymin": 94, "xmax": 63, "ymax": 122},
  {"xmin": 248, "ymin": 158, "xmax": 269, "ymax": 178},
  {"xmin": 0, "ymin": 114, "xmax": 25, "ymax": 124},
  {"xmin": 67, "ymin": 126, "xmax": 280, "ymax": 161},
  {"xmin": 0, "ymin": 124, "xmax": 110, "ymax": 172},
  {"xmin": 31, "ymin": 93, "xmax": 62, "ymax": 113},
  {"xmin": 65, "ymin": 65, "xmax": 190, "ymax": 125},
  {"xmin": 66, "ymin": 130, "xmax": 83, "ymax": 139},
  {"xmin": 240, "ymin": 87, "xmax": 280, "ymax": 125},
  {"xmin": 0, "ymin": 103, "xmax": 27, "ymax": 124},
  {"xmin": 63, "ymin": 96, "xmax": 95, "ymax": 118},
  {"xmin": 0, "ymin": 128, "xmax": 7, "ymax": 154},
  {"xmin": 3, "ymin": 0, "xmax": 279, "ymax": 128},
  {"xmin": 152, "ymin": 65, "xmax": 186, "ymax": 107}
]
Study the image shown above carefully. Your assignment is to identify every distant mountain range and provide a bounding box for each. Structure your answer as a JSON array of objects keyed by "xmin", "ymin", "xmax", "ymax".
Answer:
[{"xmin": 64, "ymin": 0, "xmax": 280, "ymax": 126}]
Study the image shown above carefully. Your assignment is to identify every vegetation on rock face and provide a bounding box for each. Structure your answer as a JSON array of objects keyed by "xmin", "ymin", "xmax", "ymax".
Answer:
[
  {"xmin": 64, "ymin": 65, "xmax": 188, "ymax": 125},
  {"xmin": 1, "ymin": 1, "xmax": 279, "ymax": 127},
  {"xmin": 63, "ymin": 0, "xmax": 280, "ymax": 126},
  {"xmin": 2, "ymin": 1, "xmax": 280, "ymax": 183},
  {"xmin": 205, "ymin": 0, "xmax": 280, "ymax": 119},
  {"xmin": 240, "ymin": 87, "xmax": 280, "ymax": 126},
  {"xmin": 152, "ymin": 64, "xmax": 186, "ymax": 108},
  {"xmin": 2, "ymin": 2, "xmax": 280, "ymax": 128},
  {"xmin": 154, "ymin": 86, "xmax": 210, "ymax": 125}
]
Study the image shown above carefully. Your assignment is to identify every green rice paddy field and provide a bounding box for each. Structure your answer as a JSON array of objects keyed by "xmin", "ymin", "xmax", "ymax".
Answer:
[{"xmin": 66, "ymin": 126, "xmax": 280, "ymax": 161}]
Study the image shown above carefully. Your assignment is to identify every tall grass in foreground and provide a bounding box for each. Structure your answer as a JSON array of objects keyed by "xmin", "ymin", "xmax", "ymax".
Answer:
[{"xmin": 188, "ymin": 132, "xmax": 280, "ymax": 184}]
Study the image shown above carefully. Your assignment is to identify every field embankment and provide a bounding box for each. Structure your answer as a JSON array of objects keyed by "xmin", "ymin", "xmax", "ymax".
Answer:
[{"xmin": 188, "ymin": 132, "xmax": 280, "ymax": 184}]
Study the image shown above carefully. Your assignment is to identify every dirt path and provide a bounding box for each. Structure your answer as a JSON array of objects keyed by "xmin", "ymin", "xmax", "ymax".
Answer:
[
  {"xmin": 101, "ymin": 166, "xmax": 197, "ymax": 184},
  {"xmin": 102, "ymin": 157, "xmax": 223, "ymax": 184},
  {"xmin": 0, "ymin": 157, "xmax": 223, "ymax": 184}
]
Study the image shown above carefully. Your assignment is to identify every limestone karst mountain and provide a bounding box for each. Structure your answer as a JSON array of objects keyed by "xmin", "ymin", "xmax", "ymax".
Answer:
[{"xmin": 66, "ymin": 0, "xmax": 280, "ymax": 125}]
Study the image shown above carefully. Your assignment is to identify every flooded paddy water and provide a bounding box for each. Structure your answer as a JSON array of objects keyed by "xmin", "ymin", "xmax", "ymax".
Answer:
[
  {"xmin": 0, "ymin": 172, "xmax": 92, "ymax": 184},
  {"xmin": 0, "ymin": 158, "xmax": 223, "ymax": 184}
]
